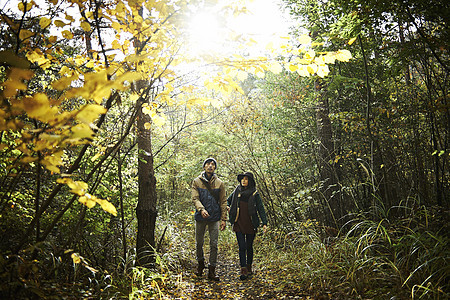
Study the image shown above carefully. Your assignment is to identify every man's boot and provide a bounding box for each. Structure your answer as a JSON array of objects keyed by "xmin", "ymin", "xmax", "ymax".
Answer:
[
  {"xmin": 208, "ymin": 265, "xmax": 219, "ymax": 281},
  {"xmin": 239, "ymin": 267, "xmax": 248, "ymax": 280},
  {"xmin": 196, "ymin": 260, "xmax": 205, "ymax": 277}
]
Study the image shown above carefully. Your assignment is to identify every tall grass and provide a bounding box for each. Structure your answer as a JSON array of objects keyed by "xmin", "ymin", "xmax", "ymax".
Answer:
[{"xmin": 255, "ymin": 202, "xmax": 449, "ymax": 299}]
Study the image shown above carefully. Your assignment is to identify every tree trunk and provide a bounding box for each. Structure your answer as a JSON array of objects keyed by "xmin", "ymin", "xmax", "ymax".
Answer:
[
  {"xmin": 118, "ymin": 151, "xmax": 127, "ymax": 260},
  {"xmin": 135, "ymin": 103, "xmax": 158, "ymax": 267},
  {"xmin": 315, "ymin": 80, "xmax": 340, "ymax": 227}
]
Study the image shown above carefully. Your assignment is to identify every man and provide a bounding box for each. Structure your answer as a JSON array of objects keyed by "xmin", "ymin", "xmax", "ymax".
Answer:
[{"xmin": 191, "ymin": 157, "xmax": 227, "ymax": 281}]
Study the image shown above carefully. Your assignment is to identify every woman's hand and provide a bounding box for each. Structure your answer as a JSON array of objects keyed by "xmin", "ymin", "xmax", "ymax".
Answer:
[
  {"xmin": 262, "ymin": 225, "xmax": 268, "ymax": 233},
  {"xmin": 220, "ymin": 221, "xmax": 226, "ymax": 231}
]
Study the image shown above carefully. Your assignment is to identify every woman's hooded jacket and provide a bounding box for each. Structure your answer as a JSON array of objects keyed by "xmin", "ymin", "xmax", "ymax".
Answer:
[{"xmin": 227, "ymin": 172, "xmax": 268, "ymax": 230}]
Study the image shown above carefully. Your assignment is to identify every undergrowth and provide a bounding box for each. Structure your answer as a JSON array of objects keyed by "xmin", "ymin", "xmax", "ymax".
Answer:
[
  {"xmin": 1, "ymin": 203, "xmax": 447, "ymax": 299},
  {"xmin": 255, "ymin": 203, "xmax": 449, "ymax": 299}
]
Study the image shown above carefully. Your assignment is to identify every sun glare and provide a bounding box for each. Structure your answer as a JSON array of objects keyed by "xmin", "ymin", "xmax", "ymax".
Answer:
[
  {"xmin": 187, "ymin": 11, "xmax": 223, "ymax": 55},
  {"xmin": 185, "ymin": 0, "xmax": 291, "ymax": 57}
]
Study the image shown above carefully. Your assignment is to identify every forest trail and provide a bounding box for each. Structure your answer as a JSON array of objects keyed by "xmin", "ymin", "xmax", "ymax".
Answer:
[{"xmin": 162, "ymin": 255, "xmax": 315, "ymax": 300}]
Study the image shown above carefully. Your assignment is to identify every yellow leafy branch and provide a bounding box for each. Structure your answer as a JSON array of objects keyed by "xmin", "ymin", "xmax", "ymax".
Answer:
[{"xmin": 56, "ymin": 178, "xmax": 117, "ymax": 216}]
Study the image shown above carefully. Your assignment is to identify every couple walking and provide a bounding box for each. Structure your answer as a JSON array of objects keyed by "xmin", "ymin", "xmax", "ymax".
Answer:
[{"xmin": 191, "ymin": 157, "xmax": 268, "ymax": 281}]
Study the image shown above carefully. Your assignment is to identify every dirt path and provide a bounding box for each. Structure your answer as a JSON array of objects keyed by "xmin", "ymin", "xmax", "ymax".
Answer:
[{"xmin": 163, "ymin": 256, "xmax": 309, "ymax": 299}]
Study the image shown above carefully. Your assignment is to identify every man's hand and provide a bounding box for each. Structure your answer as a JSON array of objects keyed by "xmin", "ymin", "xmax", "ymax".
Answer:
[
  {"xmin": 200, "ymin": 208, "xmax": 210, "ymax": 218},
  {"xmin": 220, "ymin": 221, "xmax": 226, "ymax": 231}
]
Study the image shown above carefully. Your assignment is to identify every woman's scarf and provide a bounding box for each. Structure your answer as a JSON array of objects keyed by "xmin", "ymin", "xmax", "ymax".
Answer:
[{"xmin": 239, "ymin": 185, "xmax": 256, "ymax": 202}]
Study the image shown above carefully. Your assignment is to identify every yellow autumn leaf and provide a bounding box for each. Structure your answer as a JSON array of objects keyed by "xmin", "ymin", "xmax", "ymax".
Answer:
[
  {"xmin": 76, "ymin": 104, "xmax": 107, "ymax": 124},
  {"xmin": 254, "ymin": 68, "xmax": 265, "ymax": 79},
  {"xmin": 12, "ymin": 68, "xmax": 35, "ymax": 82},
  {"xmin": 307, "ymin": 64, "xmax": 318, "ymax": 75},
  {"xmin": 59, "ymin": 65, "xmax": 72, "ymax": 76},
  {"xmin": 38, "ymin": 132, "xmax": 62, "ymax": 143},
  {"xmin": 41, "ymin": 161, "xmax": 60, "ymax": 173},
  {"xmin": 80, "ymin": 21, "xmax": 91, "ymax": 32},
  {"xmin": 317, "ymin": 65, "xmax": 330, "ymax": 78},
  {"xmin": 62, "ymin": 30, "xmax": 73, "ymax": 39},
  {"xmin": 314, "ymin": 56, "xmax": 326, "ymax": 66},
  {"xmin": 209, "ymin": 98, "xmax": 222, "ymax": 108},
  {"xmin": 20, "ymin": 93, "xmax": 52, "ymax": 120},
  {"xmin": 71, "ymin": 253, "xmax": 81, "ymax": 264},
  {"xmin": 323, "ymin": 53, "xmax": 336, "ymax": 64},
  {"xmin": 304, "ymin": 49, "xmax": 316, "ymax": 60},
  {"xmin": 49, "ymin": 0, "xmax": 58, "ymax": 4},
  {"xmin": 67, "ymin": 180, "xmax": 88, "ymax": 196},
  {"xmin": 298, "ymin": 34, "xmax": 311, "ymax": 45},
  {"xmin": 0, "ymin": 50, "xmax": 31, "ymax": 69},
  {"xmin": 19, "ymin": 30, "xmax": 34, "ymax": 40},
  {"xmin": 127, "ymin": 93, "xmax": 139, "ymax": 102},
  {"xmin": 117, "ymin": 71, "xmax": 141, "ymax": 83},
  {"xmin": 142, "ymin": 104, "xmax": 152, "ymax": 115},
  {"xmin": 111, "ymin": 40, "xmax": 121, "ymax": 50},
  {"xmin": 39, "ymin": 17, "xmax": 51, "ymax": 29},
  {"xmin": 33, "ymin": 139, "xmax": 53, "ymax": 152},
  {"xmin": 65, "ymin": 14, "xmax": 75, "ymax": 22},
  {"xmin": 79, "ymin": 195, "xmax": 96, "ymax": 208},
  {"xmin": 18, "ymin": 1, "xmax": 33, "ymax": 12},
  {"xmin": 296, "ymin": 65, "xmax": 310, "ymax": 77},
  {"xmin": 152, "ymin": 113, "xmax": 166, "ymax": 127},
  {"xmin": 159, "ymin": 94, "xmax": 174, "ymax": 105},
  {"xmin": 17, "ymin": 2, "xmax": 25, "ymax": 11},
  {"xmin": 56, "ymin": 177, "xmax": 72, "ymax": 184},
  {"xmin": 268, "ymin": 61, "xmax": 282, "ymax": 74},
  {"xmin": 85, "ymin": 60, "xmax": 95, "ymax": 68},
  {"xmin": 74, "ymin": 55, "xmax": 86, "ymax": 66},
  {"xmin": 111, "ymin": 22, "xmax": 121, "ymax": 31},
  {"xmin": 2, "ymin": 80, "xmax": 27, "ymax": 98},
  {"xmin": 265, "ymin": 41, "xmax": 275, "ymax": 52},
  {"xmin": 51, "ymin": 74, "xmax": 78, "ymax": 90},
  {"xmin": 54, "ymin": 20, "xmax": 67, "ymax": 27},
  {"xmin": 236, "ymin": 70, "xmax": 248, "ymax": 81},
  {"xmin": 85, "ymin": 11, "xmax": 93, "ymax": 19},
  {"xmin": 26, "ymin": 50, "xmax": 51, "ymax": 68},
  {"xmin": 97, "ymin": 199, "xmax": 117, "ymax": 216},
  {"xmin": 41, "ymin": 151, "xmax": 64, "ymax": 173},
  {"xmin": 348, "ymin": 37, "xmax": 357, "ymax": 45},
  {"xmin": 181, "ymin": 85, "xmax": 194, "ymax": 94},
  {"xmin": 21, "ymin": 156, "xmax": 38, "ymax": 164},
  {"xmin": 225, "ymin": 68, "xmax": 238, "ymax": 78},
  {"xmin": 70, "ymin": 123, "xmax": 94, "ymax": 139},
  {"xmin": 335, "ymin": 49, "xmax": 352, "ymax": 62},
  {"xmin": 288, "ymin": 63, "xmax": 298, "ymax": 72},
  {"xmin": 48, "ymin": 36, "xmax": 57, "ymax": 43},
  {"xmin": 91, "ymin": 152, "xmax": 102, "ymax": 162}
]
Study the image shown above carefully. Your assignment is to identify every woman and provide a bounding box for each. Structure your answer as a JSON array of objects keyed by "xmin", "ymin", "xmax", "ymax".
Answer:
[{"xmin": 227, "ymin": 172, "xmax": 268, "ymax": 280}]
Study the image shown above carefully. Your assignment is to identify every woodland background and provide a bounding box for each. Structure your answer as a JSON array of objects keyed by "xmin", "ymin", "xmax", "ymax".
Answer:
[{"xmin": 0, "ymin": 0, "xmax": 448, "ymax": 299}]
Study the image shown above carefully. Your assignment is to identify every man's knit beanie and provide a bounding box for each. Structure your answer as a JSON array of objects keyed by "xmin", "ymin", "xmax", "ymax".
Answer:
[{"xmin": 203, "ymin": 157, "xmax": 217, "ymax": 168}]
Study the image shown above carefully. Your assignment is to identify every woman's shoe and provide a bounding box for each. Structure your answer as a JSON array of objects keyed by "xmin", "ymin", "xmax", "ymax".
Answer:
[
  {"xmin": 239, "ymin": 267, "xmax": 248, "ymax": 280},
  {"xmin": 247, "ymin": 264, "xmax": 253, "ymax": 276}
]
